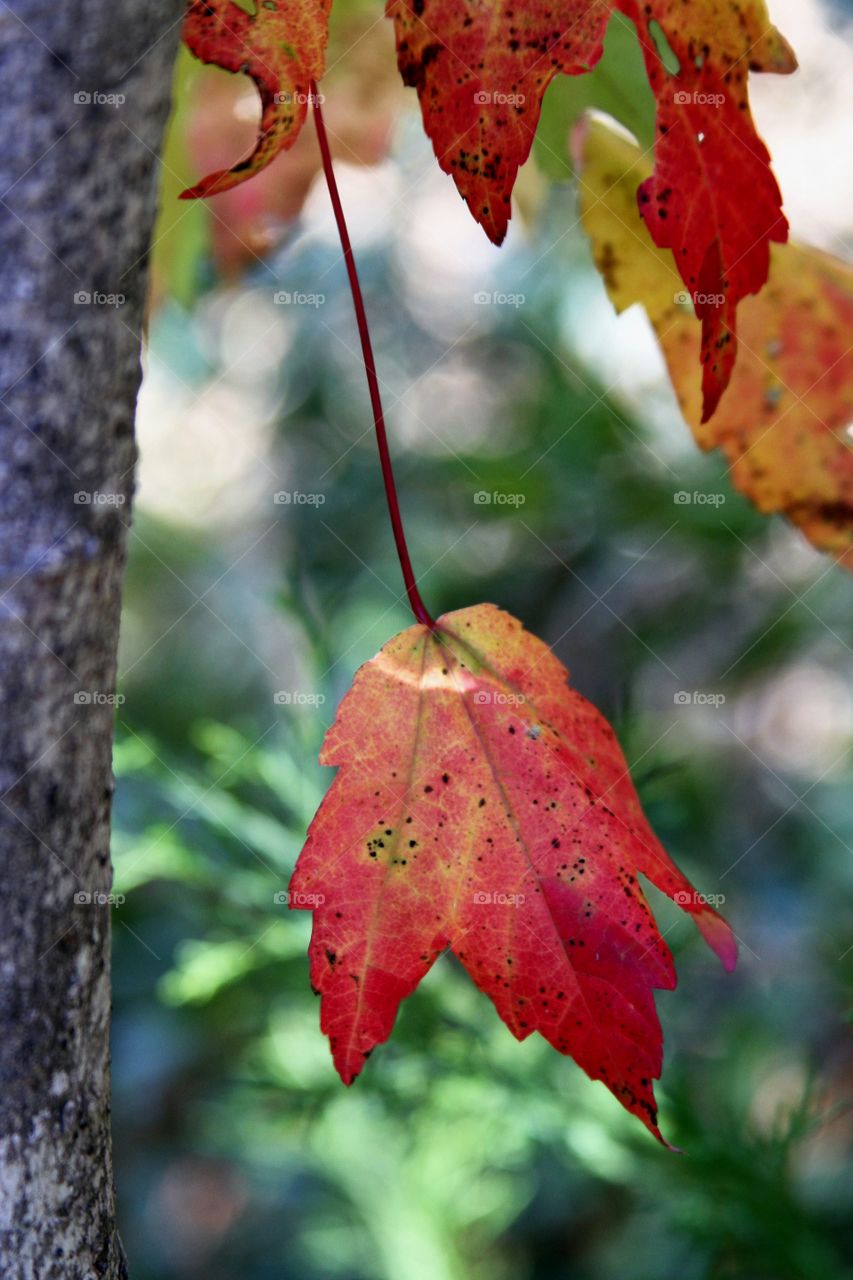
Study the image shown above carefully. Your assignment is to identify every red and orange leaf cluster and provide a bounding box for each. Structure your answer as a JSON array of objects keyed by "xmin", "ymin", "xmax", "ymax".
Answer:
[
  {"xmin": 180, "ymin": 1, "xmax": 796, "ymax": 415},
  {"xmin": 175, "ymin": 0, "xmax": 853, "ymax": 1132},
  {"xmin": 179, "ymin": 2, "xmax": 796, "ymax": 411},
  {"xmin": 290, "ymin": 605, "xmax": 736, "ymax": 1141},
  {"xmin": 576, "ymin": 116, "xmax": 853, "ymax": 565},
  {"xmin": 385, "ymin": 0, "xmax": 794, "ymax": 418}
]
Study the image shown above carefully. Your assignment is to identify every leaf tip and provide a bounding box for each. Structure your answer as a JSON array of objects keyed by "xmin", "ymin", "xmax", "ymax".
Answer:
[
  {"xmin": 482, "ymin": 215, "xmax": 507, "ymax": 248},
  {"xmin": 700, "ymin": 387, "xmax": 721, "ymax": 424},
  {"xmin": 179, "ymin": 169, "xmax": 235, "ymax": 201},
  {"xmin": 700, "ymin": 342, "xmax": 732, "ymax": 423},
  {"xmin": 658, "ymin": 1133, "xmax": 684, "ymax": 1155},
  {"xmin": 693, "ymin": 906, "xmax": 738, "ymax": 973}
]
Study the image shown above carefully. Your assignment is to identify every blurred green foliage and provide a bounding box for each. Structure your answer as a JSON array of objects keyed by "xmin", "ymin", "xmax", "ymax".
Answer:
[{"xmin": 113, "ymin": 11, "xmax": 853, "ymax": 1279}]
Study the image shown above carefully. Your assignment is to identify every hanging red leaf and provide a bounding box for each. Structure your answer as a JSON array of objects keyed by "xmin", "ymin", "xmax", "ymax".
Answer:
[
  {"xmin": 386, "ymin": 0, "xmax": 610, "ymax": 245},
  {"xmin": 180, "ymin": 0, "xmax": 331, "ymax": 199},
  {"xmin": 621, "ymin": 2, "xmax": 797, "ymax": 420},
  {"xmin": 290, "ymin": 604, "xmax": 736, "ymax": 1142}
]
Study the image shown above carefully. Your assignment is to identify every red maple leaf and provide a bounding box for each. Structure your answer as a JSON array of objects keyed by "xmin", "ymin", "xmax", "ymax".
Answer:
[
  {"xmin": 290, "ymin": 604, "xmax": 736, "ymax": 1142},
  {"xmin": 622, "ymin": 3, "xmax": 797, "ymax": 418},
  {"xmin": 387, "ymin": 0, "xmax": 609, "ymax": 245}
]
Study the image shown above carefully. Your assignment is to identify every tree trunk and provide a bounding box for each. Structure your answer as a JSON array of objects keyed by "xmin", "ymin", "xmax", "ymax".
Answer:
[{"xmin": 0, "ymin": 4, "xmax": 181, "ymax": 1274}]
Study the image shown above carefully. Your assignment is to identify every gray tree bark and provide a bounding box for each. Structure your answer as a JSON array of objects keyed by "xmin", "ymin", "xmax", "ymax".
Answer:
[{"xmin": 0, "ymin": 3, "xmax": 181, "ymax": 1275}]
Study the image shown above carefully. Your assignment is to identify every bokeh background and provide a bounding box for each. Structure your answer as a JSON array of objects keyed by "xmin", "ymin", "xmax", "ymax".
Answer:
[{"xmin": 112, "ymin": 1, "xmax": 853, "ymax": 1276}]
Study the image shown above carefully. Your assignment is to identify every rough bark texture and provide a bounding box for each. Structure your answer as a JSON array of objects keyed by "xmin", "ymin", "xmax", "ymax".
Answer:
[{"xmin": 0, "ymin": 4, "xmax": 181, "ymax": 1274}]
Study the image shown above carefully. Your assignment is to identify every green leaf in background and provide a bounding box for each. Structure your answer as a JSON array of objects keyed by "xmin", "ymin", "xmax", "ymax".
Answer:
[
  {"xmin": 535, "ymin": 13, "xmax": 655, "ymax": 180},
  {"xmin": 150, "ymin": 48, "xmax": 210, "ymax": 309}
]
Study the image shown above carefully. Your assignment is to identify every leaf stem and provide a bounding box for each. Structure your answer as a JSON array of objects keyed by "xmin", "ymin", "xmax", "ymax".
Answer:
[{"xmin": 310, "ymin": 83, "xmax": 434, "ymax": 629}]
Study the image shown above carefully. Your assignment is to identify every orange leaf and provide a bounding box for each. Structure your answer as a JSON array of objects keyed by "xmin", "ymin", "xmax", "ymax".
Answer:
[
  {"xmin": 576, "ymin": 115, "xmax": 853, "ymax": 567},
  {"xmin": 180, "ymin": 0, "xmax": 331, "ymax": 199},
  {"xmin": 290, "ymin": 604, "xmax": 735, "ymax": 1142}
]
